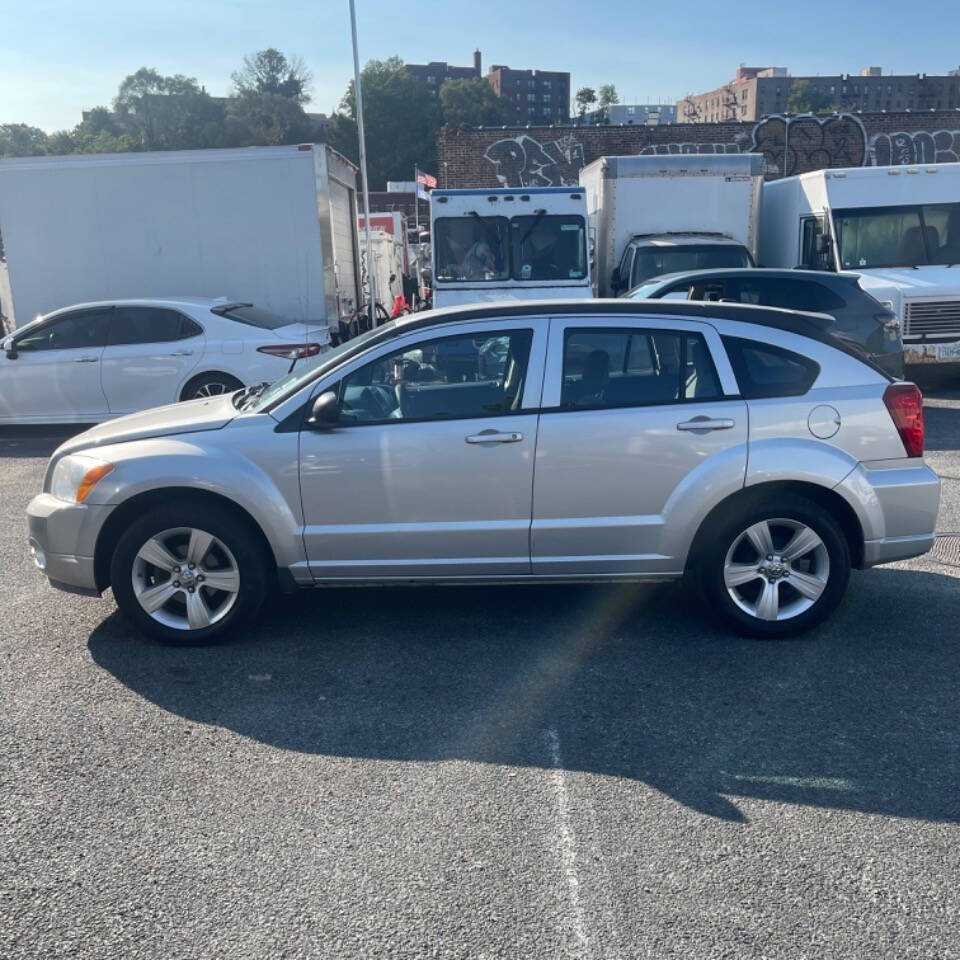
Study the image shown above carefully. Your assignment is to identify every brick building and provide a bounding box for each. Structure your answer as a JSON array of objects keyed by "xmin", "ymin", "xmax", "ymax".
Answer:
[
  {"xmin": 437, "ymin": 110, "xmax": 960, "ymax": 188},
  {"xmin": 406, "ymin": 51, "xmax": 482, "ymax": 99},
  {"xmin": 679, "ymin": 65, "xmax": 960, "ymax": 123},
  {"xmin": 486, "ymin": 65, "xmax": 570, "ymax": 124}
]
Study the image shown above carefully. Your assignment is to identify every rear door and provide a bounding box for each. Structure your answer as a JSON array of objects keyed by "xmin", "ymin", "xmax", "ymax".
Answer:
[
  {"xmin": 101, "ymin": 307, "xmax": 204, "ymax": 414},
  {"xmin": 0, "ymin": 308, "xmax": 111, "ymax": 421},
  {"xmin": 531, "ymin": 315, "xmax": 748, "ymax": 575},
  {"xmin": 329, "ymin": 179, "xmax": 359, "ymax": 312}
]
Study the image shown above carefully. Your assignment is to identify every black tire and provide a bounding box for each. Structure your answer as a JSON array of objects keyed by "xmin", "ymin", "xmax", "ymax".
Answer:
[
  {"xmin": 180, "ymin": 372, "xmax": 244, "ymax": 401},
  {"xmin": 110, "ymin": 499, "xmax": 269, "ymax": 645},
  {"xmin": 698, "ymin": 493, "xmax": 851, "ymax": 639}
]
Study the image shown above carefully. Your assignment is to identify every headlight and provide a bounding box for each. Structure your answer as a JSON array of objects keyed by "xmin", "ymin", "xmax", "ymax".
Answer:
[{"xmin": 50, "ymin": 455, "xmax": 114, "ymax": 504}]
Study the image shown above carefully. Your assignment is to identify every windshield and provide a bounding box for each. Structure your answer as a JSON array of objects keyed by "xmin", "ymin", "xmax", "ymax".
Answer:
[
  {"xmin": 630, "ymin": 245, "xmax": 752, "ymax": 287},
  {"xmin": 211, "ymin": 303, "xmax": 296, "ymax": 329},
  {"xmin": 834, "ymin": 202, "xmax": 960, "ymax": 269},
  {"xmin": 247, "ymin": 321, "xmax": 397, "ymax": 412},
  {"xmin": 628, "ymin": 279, "xmax": 670, "ymax": 300},
  {"xmin": 510, "ymin": 215, "xmax": 588, "ymax": 281},
  {"xmin": 434, "ymin": 216, "xmax": 510, "ymax": 282}
]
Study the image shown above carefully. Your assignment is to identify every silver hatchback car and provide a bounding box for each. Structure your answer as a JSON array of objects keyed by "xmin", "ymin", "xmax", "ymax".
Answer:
[{"xmin": 27, "ymin": 300, "xmax": 939, "ymax": 643}]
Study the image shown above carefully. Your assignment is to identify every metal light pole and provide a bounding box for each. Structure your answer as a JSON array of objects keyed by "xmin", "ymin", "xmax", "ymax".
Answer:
[{"xmin": 349, "ymin": 0, "xmax": 377, "ymax": 325}]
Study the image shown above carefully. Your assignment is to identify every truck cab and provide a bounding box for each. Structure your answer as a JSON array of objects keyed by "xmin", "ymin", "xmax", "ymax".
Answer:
[
  {"xmin": 760, "ymin": 163, "xmax": 960, "ymax": 366},
  {"xmin": 611, "ymin": 232, "xmax": 754, "ymax": 295},
  {"xmin": 429, "ymin": 187, "xmax": 591, "ymax": 308}
]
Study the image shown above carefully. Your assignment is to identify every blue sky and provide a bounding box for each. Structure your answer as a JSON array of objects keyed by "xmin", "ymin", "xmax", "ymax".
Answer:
[{"xmin": 3, "ymin": 0, "xmax": 959, "ymax": 132}]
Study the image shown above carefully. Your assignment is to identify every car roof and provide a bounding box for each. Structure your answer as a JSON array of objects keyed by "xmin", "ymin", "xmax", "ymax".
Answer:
[
  {"xmin": 42, "ymin": 297, "xmax": 231, "ymax": 319},
  {"xmin": 628, "ymin": 233, "xmax": 748, "ymax": 247},
  {"xmin": 633, "ymin": 268, "xmax": 862, "ymax": 288}
]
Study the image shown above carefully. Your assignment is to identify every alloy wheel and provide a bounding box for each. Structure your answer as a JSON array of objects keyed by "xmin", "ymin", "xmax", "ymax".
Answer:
[
  {"xmin": 193, "ymin": 381, "xmax": 231, "ymax": 398},
  {"xmin": 131, "ymin": 527, "xmax": 240, "ymax": 631},
  {"xmin": 722, "ymin": 518, "xmax": 830, "ymax": 622}
]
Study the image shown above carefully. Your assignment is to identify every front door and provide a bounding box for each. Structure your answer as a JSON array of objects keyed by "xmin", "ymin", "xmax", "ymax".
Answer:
[
  {"xmin": 299, "ymin": 319, "xmax": 546, "ymax": 580},
  {"xmin": 532, "ymin": 317, "xmax": 748, "ymax": 576},
  {"xmin": 0, "ymin": 308, "xmax": 112, "ymax": 421}
]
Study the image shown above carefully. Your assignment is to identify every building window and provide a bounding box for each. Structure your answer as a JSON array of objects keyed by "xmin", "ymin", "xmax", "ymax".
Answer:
[
  {"xmin": 544, "ymin": 93, "xmax": 551, "ymax": 102},
  {"xmin": 528, "ymin": 93, "xmax": 535, "ymax": 102},
  {"xmin": 543, "ymin": 80, "xmax": 552, "ymax": 89},
  {"xmin": 528, "ymin": 80, "xmax": 536, "ymax": 88},
  {"xmin": 543, "ymin": 107, "xmax": 550, "ymax": 116}
]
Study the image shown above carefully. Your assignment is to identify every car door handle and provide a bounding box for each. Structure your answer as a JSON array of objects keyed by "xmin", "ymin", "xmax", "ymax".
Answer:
[
  {"xmin": 465, "ymin": 430, "xmax": 523, "ymax": 444},
  {"xmin": 73, "ymin": 356, "xmax": 99, "ymax": 363},
  {"xmin": 170, "ymin": 350, "xmax": 194, "ymax": 356},
  {"xmin": 677, "ymin": 417, "xmax": 735, "ymax": 432}
]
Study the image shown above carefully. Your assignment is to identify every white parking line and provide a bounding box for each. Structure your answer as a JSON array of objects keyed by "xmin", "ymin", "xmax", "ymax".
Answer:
[{"xmin": 545, "ymin": 727, "xmax": 591, "ymax": 959}]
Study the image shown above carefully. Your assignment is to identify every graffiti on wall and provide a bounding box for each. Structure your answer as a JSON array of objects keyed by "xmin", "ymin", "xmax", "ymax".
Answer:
[
  {"xmin": 484, "ymin": 133, "xmax": 585, "ymax": 186},
  {"xmin": 869, "ymin": 129, "xmax": 960, "ymax": 166},
  {"xmin": 479, "ymin": 114, "xmax": 960, "ymax": 187}
]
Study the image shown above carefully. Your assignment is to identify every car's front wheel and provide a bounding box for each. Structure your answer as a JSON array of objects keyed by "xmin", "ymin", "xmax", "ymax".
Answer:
[
  {"xmin": 110, "ymin": 500, "xmax": 268, "ymax": 644},
  {"xmin": 699, "ymin": 494, "xmax": 851, "ymax": 638}
]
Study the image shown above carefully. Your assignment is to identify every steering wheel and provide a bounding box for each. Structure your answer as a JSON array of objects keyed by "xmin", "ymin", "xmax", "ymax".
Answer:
[{"xmin": 361, "ymin": 385, "xmax": 392, "ymax": 420}]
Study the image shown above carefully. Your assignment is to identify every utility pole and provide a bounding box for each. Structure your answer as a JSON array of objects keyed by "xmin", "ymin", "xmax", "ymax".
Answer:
[{"xmin": 349, "ymin": 0, "xmax": 377, "ymax": 325}]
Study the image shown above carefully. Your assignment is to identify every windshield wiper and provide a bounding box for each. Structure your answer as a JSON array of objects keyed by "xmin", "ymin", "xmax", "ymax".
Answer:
[{"xmin": 236, "ymin": 381, "xmax": 271, "ymax": 411}]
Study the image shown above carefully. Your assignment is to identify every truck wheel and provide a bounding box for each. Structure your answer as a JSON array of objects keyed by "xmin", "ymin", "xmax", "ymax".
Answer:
[
  {"xmin": 698, "ymin": 494, "xmax": 851, "ymax": 639},
  {"xmin": 110, "ymin": 500, "xmax": 268, "ymax": 645},
  {"xmin": 181, "ymin": 372, "xmax": 243, "ymax": 401}
]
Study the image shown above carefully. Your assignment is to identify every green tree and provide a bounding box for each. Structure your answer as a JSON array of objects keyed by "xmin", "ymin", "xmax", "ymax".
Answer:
[
  {"xmin": 232, "ymin": 49, "xmax": 312, "ymax": 104},
  {"xmin": 598, "ymin": 84, "xmax": 619, "ymax": 107},
  {"xmin": 439, "ymin": 77, "xmax": 510, "ymax": 127},
  {"xmin": 0, "ymin": 123, "xmax": 48, "ymax": 157},
  {"xmin": 786, "ymin": 80, "xmax": 838, "ymax": 115},
  {"xmin": 224, "ymin": 91, "xmax": 315, "ymax": 146},
  {"xmin": 575, "ymin": 86, "xmax": 597, "ymax": 119},
  {"xmin": 327, "ymin": 57, "xmax": 440, "ymax": 189}
]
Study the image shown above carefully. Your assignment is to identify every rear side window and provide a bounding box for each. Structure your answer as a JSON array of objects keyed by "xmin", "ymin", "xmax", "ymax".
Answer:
[
  {"xmin": 729, "ymin": 278, "xmax": 845, "ymax": 315},
  {"xmin": 108, "ymin": 307, "xmax": 202, "ymax": 345},
  {"xmin": 722, "ymin": 337, "xmax": 820, "ymax": 399}
]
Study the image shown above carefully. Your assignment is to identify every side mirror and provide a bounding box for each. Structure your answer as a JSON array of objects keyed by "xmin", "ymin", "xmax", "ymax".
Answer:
[
  {"xmin": 610, "ymin": 267, "xmax": 622, "ymax": 292},
  {"xmin": 307, "ymin": 390, "xmax": 340, "ymax": 428},
  {"xmin": 2, "ymin": 337, "xmax": 17, "ymax": 359}
]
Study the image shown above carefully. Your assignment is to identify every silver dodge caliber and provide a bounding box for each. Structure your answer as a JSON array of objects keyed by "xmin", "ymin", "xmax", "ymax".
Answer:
[{"xmin": 27, "ymin": 300, "xmax": 940, "ymax": 644}]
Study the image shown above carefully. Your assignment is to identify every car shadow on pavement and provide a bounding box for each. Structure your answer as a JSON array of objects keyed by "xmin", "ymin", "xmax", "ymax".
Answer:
[
  {"xmin": 0, "ymin": 425, "xmax": 91, "ymax": 459},
  {"xmin": 88, "ymin": 566, "xmax": 960, "ymax": 824}
]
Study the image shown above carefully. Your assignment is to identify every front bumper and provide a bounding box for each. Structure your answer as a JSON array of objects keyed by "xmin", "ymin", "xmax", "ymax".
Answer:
[
  {"xmin": 26, "ymin": 494, "xmax": 114, "ymax": 596},
  {"xmin": 837, "ymin": 461, "xmax": 941, "ymax": 567}
]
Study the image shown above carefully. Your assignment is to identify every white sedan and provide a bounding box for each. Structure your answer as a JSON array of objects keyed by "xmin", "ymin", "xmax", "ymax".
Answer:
[{"xmin": 0, "ymin": 298, "xmax": 327, "ymax": 424}]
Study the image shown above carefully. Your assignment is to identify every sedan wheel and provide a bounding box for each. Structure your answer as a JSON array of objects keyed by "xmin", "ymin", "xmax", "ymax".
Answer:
[{"xmin": 132, "ymin": 527, "xmax": 241, "ymax": 631}]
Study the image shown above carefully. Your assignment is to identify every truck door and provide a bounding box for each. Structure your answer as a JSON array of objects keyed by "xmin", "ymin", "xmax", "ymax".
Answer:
[{"xmin": 329, "ymin": 179, "xmax": 358, "ymax": 314}]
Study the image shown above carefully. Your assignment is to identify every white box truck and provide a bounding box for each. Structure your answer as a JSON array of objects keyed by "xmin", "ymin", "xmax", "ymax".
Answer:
[
  {"xmin": 580, "ymin": 153, "xmax": 764, "ymax": 297},
  {"xmin": 430, "ymin": 186, "xmax": 591, "ymax": 307},
  {"xmin": 760, "ymin": 163, "xmax": 960, "ymax": 365},
  {"xmin": 0, "ymin": 144, "xmax": 361, "ymax": 340}
]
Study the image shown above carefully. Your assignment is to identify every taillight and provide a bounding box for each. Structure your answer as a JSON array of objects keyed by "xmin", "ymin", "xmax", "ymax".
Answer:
[
  {"xmin": 257, "ymin": 343, "xmax": 322, "ymax": 360},
  {"xmin": 883, "ymin": 382, "xmax": 924, "ymax": 457}
]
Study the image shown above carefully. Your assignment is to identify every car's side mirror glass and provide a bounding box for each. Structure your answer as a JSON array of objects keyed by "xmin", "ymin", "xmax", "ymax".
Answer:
[
  {"xmin": 2, "ymin": 338, "xmax": 17, "ymax": 359},
  {"xmin": 307, "ymin": 390, "xmax": 340, "ymax": 428}
]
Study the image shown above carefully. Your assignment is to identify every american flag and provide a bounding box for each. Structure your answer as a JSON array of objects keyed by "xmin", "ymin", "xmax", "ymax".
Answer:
[{"xmin": 416, "ymin": 169, "xmax": 437, "ymax": 189}]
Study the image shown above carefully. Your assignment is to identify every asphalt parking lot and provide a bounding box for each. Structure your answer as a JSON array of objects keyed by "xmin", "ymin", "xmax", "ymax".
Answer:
[{"xmin": 2, "ymin": 382, "xmax": 960, "ymax": 960}]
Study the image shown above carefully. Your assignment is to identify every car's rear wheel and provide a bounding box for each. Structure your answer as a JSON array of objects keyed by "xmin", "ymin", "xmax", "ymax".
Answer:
[
  {"xmin": 699, "ymin": 495, "xmax": 851, "ymax": 638},
  {"xmin": 181, "ymin": 372, "xmax": 243, "ymax": 401},
  {"xmin": 110, "ymin": 501, "xmax": 268, "ymax": 645}
]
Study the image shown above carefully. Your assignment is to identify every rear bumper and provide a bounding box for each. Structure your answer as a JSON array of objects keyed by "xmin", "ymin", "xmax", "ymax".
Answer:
[
  {"xmin": 27, "ymin": 494, "xmax": 112, "ymax": 595},
  {"xmin": 837, "ymin": 461, "xmax": 941, "ymax": 568}
]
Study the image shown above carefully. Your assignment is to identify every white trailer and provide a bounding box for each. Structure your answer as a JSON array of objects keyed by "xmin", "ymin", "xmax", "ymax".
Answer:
[
  {"xmin": 760, "ymin": 163, "xmax": 960, "ymax": 365},
  {"xmin": 430, "ymin": 187, "xmax": 591, "ymax": 307},
  {"xmin": 359, "ymin": 227, "xmax": 405, "ymax": 316},
  {"xmin": 0, "ymin": 144, "xmax": 361, "ymax": 339},
  {"xmin": 580, "ymin": 153, "xmax": 764, "ymax": 297}
]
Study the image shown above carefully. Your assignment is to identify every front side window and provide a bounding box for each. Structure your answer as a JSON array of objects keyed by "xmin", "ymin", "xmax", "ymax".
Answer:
[
  {"xmin": 511, "ymin": 215, "xmax": 587, "ymax": 281},
  {"xmin": 630, "ymin": 244, "xmax": 752, "ymax": 287},
  {"xmin": 433, "ymin": 216, "xmax": 510, "ymax": 283},
  {"xmin": 15, "ymin": 310, "xmax": 112, "ymax": 352},
  {"xmin": 833, "ymin": 202, "xmax": 960, "ymax": 269},
  {"xmin": 800, "ymin": 217, "xmax": 831, "ymax": 270},
  {"xmin": 561, "ymin": 328, "xmax": 721, "ymax": 409},
  {"xmin": 722, "ymin": 337, "xmax": 820, "ymax": 399},
  {"xmin": 338, "ymin": 329, "xmax": 533, "ymax": 424},
  {"xmin": 108, "ymin": 307, "xmax": 202, "ymax": 345}
]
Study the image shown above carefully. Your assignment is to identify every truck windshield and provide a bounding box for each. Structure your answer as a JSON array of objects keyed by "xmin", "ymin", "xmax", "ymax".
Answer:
[
  {"xmin": 434, "ymin": 216, "xmax": 510, "ymax": 282},
  {"xmin": 834, "ymin": 202, "xmax": 960, "ymax": 269},
  {"xmin": 631, "ymin": 245, "xmax": 752, "ymax": 287},
  {"xmin": 511, "ymin": 215, "xmax": 588, "ymax": 281}
]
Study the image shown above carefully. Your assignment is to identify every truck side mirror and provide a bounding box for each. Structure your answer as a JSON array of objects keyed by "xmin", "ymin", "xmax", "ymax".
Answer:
[
  {"xmin": 307, "ymin": 390, "xmax": 340, "ymax": 428},
  {"xmin": 610, "ymin": 267, "xmax": 622, "ymax": 292},
  {"xmin": 2, "ymin": 337, "xmax": 17, "ymax": 359}
]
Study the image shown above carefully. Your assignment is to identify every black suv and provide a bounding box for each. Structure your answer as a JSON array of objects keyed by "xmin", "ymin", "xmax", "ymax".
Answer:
[{"xmin": 627, "ymin": 268, "xmax": 903, "ymax": 378}]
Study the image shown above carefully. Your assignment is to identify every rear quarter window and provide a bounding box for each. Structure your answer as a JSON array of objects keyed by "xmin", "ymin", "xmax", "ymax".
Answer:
[{"xmin": 722, "ymin": 337, "xmax": 820, "ymax": 399}]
